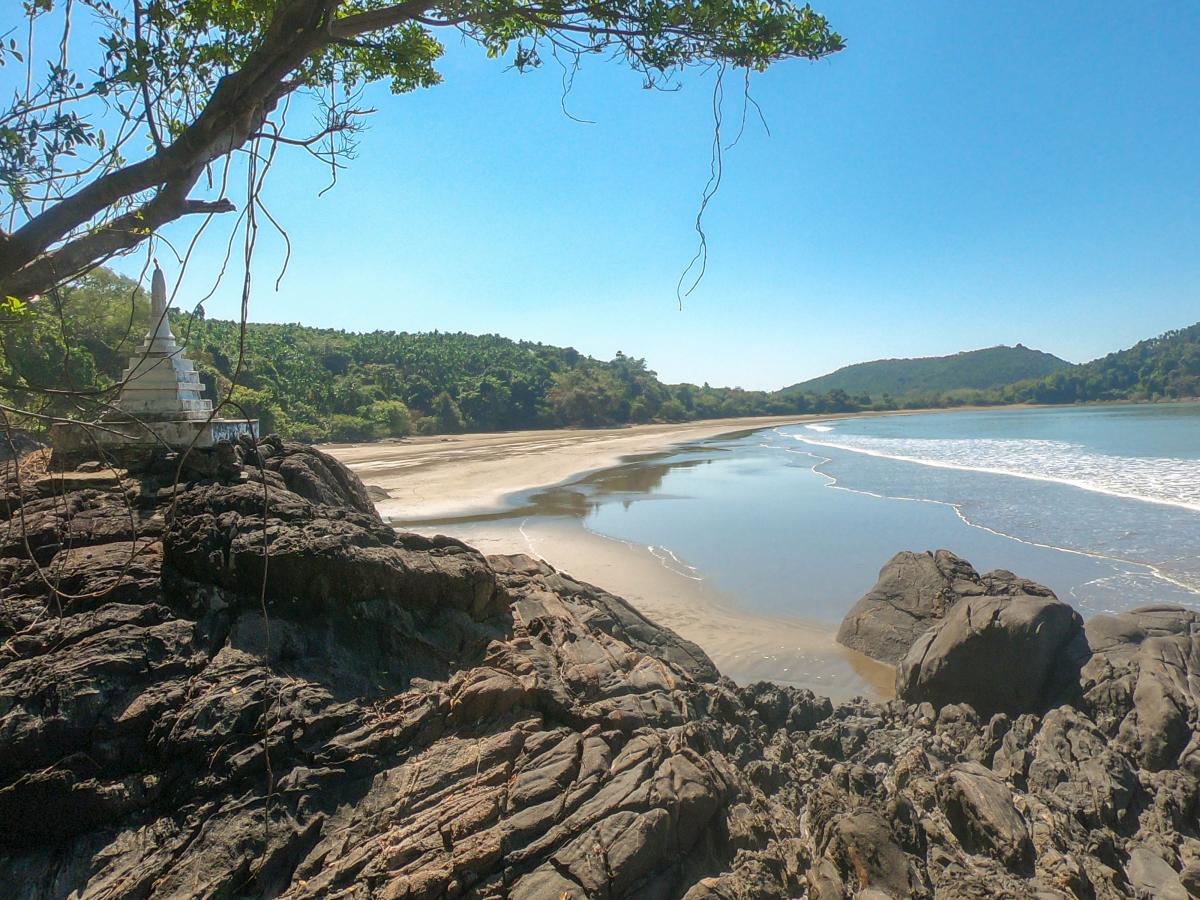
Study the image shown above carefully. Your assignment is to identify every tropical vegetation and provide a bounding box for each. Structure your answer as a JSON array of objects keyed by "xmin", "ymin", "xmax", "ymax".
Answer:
[
  {"xmin": 4, "ymin": 269, "xmax": 1197, "ymax": 443},
  {"xmin": 0, "ymin": 269, "xmax": 862, "ymax": 441},
  {"xmin": 995, "ymin": 324, "xmax": 1200, "ymax": 405}
]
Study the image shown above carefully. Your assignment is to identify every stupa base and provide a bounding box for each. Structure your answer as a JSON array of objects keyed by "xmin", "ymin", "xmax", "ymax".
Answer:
[{"xmin": 50, "ymin": 417, "xmax": 257, "ymax": 469}]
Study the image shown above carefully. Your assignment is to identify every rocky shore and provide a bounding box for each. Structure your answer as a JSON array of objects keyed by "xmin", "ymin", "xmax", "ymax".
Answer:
[{"xmin": 1, "ymin": 440, "xmax": 1197, "ymax": 898}]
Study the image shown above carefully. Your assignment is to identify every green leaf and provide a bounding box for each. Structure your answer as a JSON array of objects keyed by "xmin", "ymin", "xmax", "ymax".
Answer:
[{"xmin": 2, "ymin": 295, "xmax": 31, "ymax": 317}]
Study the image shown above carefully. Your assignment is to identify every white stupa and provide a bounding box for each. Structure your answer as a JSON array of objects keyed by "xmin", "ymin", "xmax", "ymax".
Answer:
[
  {"xmin": 52, "ymin": 265, "xmax": 256, "ymax": 461},
  {"xmin": 115, "ymin": 264, "xmax": 214, "ymax": 422}
]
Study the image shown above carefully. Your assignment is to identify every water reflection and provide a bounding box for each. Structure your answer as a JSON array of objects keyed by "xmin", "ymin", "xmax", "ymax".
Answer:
[{"xmin": 392, "ymin": 446, "xmax": 724, "ymax": 529}]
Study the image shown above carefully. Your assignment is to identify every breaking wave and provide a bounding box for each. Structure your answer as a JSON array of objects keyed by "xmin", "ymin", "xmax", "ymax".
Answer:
[{"xmin": 785, "ymin": 431, "xmax": 1200, "ymax": 513}]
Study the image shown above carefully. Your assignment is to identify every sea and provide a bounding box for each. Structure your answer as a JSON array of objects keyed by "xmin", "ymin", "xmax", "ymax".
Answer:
[{"xmin": 401, "ymin": 402, "xmax": 1200, "ymax": 626}]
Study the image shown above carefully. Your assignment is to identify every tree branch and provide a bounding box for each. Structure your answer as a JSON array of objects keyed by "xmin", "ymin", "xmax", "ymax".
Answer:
[
  {"xmin": 1, "ymin": 181, "xmax": 237, "ymax": 299},
  {"xmin": 327, "ymin": 1, "xmax": 431, "ymax": 39},
  {"xmin": 133, "ymin": 0, "xmax": 166, "ymax": 153},
  {"xmin": 0, "ymin": 0, "xmax": 341, "ymax": 293}
]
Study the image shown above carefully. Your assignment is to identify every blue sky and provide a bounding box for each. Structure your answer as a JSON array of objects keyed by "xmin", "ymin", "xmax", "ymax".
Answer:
[{"xmin": 129, "ymin": 2, "xmax": 1199, "ymax": 388}]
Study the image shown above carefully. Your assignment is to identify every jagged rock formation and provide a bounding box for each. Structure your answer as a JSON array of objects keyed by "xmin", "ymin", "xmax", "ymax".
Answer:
[
  {"xmin": 834, "ymin": 550, "xmax": 1200, "ymax": 896},
  {"xmin": 1082, "ymin": 606, "xmax": 1200, "ymax": 774},
  {"xmin": 2, "ymin": 444, "xmax": 1198, "ymax": 898}
]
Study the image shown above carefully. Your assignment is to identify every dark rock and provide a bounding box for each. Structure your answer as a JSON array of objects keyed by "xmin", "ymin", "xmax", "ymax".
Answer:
[
  {"xmin": 1081, "ymin": 606, "xmax": 1200, "ymax": 771},
  {"xmin": 1125, "ymin": 847, "xmax": 1189, "ymax": 899},
  {"xmin": 936, "ymin": 762, "xmax": 1032, "ymax": 871},
  {"xmin": 738, "ymin": 681, "xmax": 833, "ymax": 733},
  {"xmin": 213, "ymin": 439, "xmax": 242, "ymax": 481},
  {"xmin": 837, "ymin": 548, "xmax": 1065, "ymax": 681},
  {"xmin": 365, "ymin": 483, "xmax": 390, "ymax": 501},
  {"xmin": 162, "ymin": 476, "xmax": 500, "ymax": 624},
  {"xmin": 1023, "ymin": 706, "xmax": 1138, "ymax": 829},
  {"xmin": 896, "ymin": 592, "xmax": 1088, "ymax": 717},
  {"xmin": 820, "ymin": 808, "xmax": 919, "ymax": 897},
  {"xmin": 0, "ymin": 429, "xmax": 45, "ymax": 461},
  {"xmin": 263, "ymin": 443, "xmax": 375, "ymax": 514},
  {"xmin": 836, "ymin": 549, "xmax": 984, "ymax": 664},
  {"xmin": 1181, "ymin": 851, "xmax": 1200, "ymax": 896},
  {"xmin": 935, "ymin": 702, "xmax": 980, "ymax": 747},
  {"xmin": 31, "ymin": 469, "xmax": 125, "ymax": 496},
  {"xmin": 3, "ymin": 453, "xmax": 1200, "ymax": 900},
  {"xmin": 0, "ymin": 482, "xmax": 159, "ymax": 565}
]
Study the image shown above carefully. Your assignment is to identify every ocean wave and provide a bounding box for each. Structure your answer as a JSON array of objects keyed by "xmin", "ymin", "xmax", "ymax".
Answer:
[
  {"xmin": 804, "ymin": 423, "xmax": 835, "ymax": 433},
  {"xmin": 783, "ymin": 431, "xmax": 1200, "ymax": 512},
  {"xmin": 767, "ymin": 438, "xmax": 1200, "ymax": 603}
]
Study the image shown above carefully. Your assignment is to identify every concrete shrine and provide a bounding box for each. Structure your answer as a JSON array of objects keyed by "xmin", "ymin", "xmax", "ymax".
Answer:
[{"xmin": 51, "ymin": 265, "xmax": 256, "ymax": 463}]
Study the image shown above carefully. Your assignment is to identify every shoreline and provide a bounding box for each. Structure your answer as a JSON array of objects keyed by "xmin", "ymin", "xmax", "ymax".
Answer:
[
  {"xmin": 322, "ymin": 414, "xmax": 847, "ymax": 521},
  {"xmin": 326, "ymin": 401, "xmax": 1196, "ymax": 699},
  {"xmin": 325, "ymin": 411, "xmax": 902, "ymax": 700},
  {"xmin": 406, "ymin": 515, "xmax": 896, "ymax": 701}
]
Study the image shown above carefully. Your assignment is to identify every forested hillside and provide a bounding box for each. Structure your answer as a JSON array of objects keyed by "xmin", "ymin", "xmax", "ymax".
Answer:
[
  {"xmin": 181, "ymin": 317, "xmax": 856, "ymax": 440},
  {"xmin": 1, "ymin": 267, "xmax": 152, "ymax": 421},
  {"xmin": 996, "ymin": 323, "xmax": 1200, "ymax": 404},
  {"xmin": 5, "ymin": 269, "xmax": 1196, "ymax": 444},
  {"xmin": 782, "ymin": 345, "xmax": 1071, "ymax": 401},
  {"xmin": 0, "ymin": 269, "xmax": 859, "ymax": 441}
]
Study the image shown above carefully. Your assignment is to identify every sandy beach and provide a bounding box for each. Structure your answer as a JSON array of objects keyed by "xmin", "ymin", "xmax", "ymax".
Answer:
[
  {"xmin": 324, "ymin": 414, "xmax": 858, "ymax": 521},
  {"xmin": 323, "ymin": 413, "xmax": 895, "ymax": 700}
]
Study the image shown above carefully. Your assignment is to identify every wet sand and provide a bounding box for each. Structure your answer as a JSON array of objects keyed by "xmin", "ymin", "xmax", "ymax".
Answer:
[
  {"xmin": 428, "ymin": 517, "xmax": 894, "ymax": 701},
  {"xmin": 323, "ymin": 414, "xmax": 896, "ymax": 701}
]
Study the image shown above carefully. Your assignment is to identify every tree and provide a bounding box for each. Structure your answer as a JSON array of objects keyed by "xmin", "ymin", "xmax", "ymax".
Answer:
[
  {"xmin": 0, "ymin": 0, "xmax": 843, "ymax": 305},
  {"xmin": 431, "ymin": 391, "xmax": 465, "ymax": 432},
  {"xmin": 362, "ymin": 398, "xmax": 413, "ymax": 436},
  {"xmin": 545, "ymin": 368, "xmax": 621, "ymax": 426},
  {"xmin": 657, "ymin": 398, "xmax": 687, "ymax": 421},
  {"xmin": 0, "ymin": 267, "xmax": 145, "ymax": 423},
  {"xmin": 458, "ymin": 375, "xmax": 512, "ymax": 431}
]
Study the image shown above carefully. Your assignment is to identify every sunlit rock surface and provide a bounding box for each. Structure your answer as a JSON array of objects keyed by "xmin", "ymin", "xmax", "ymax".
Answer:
[{"xmin": 1, "ymin": 441, "xmax": 1197, "ymax": 898}]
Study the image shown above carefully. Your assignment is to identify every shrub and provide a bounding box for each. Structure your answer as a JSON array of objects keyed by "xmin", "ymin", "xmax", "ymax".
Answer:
[
  {"xmin": 361, "ymin": 399, "xmax": 413, "ymax": 437},
  {"xmin": 327, "ymin": 414, "xmax": 377, "ymax": 442}
]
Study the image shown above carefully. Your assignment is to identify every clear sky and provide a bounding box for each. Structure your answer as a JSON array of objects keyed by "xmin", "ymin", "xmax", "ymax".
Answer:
[{"xmin": 135, "ymin": 0, "xmax": 1199, "ymax": 389}]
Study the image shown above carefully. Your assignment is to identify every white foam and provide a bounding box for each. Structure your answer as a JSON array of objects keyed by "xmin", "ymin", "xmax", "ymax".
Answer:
[
  {"xmin": 761, "ymin": 439, "xmax": 1200, "ymax": 601},
  {"xmin": 783, "ymin": 431, "xmax": 1200, "ymax": 513},
  {"xmin": 804, "ymin": 423, "xmax": 835, "ymax": 433},
  {"xmin": 648, "ymin": 544, "xmax": 704, "ymax": 581},
  {"xmin": 576, "ymin": 525, "xmax": 707, "ymax": 583}
]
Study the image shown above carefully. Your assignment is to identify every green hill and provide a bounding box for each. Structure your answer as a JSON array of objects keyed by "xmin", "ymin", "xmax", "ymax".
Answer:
[
  {"xmin": 2, "ymin": 268, "xmax": 864, "ymax": 443},
  {"xmin": 9, "ymin": 268, "xmax": 1195, "ymax": 444},
  {"xmin": 998, "ymin": 323, "xmax": 1200, "ymax": 404},
  {"xmin": 782, "ymin": 345, "xmax": 1072, "ymax": 400}
]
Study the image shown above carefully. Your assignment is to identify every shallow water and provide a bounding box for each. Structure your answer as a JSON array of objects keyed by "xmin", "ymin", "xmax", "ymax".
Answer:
[{"xmin": 398, "ymin": 403, "xmax": 1200, "ymax": 626}]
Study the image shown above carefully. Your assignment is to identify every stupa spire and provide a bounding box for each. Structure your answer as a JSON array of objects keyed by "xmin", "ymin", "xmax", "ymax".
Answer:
[
  {"xmin": 145, "ymin": 262, "xmax": 179, "ymax": 354},
  {"xmin": 110, "ymin": 263, "xmax": 209, "ymax": 421}
]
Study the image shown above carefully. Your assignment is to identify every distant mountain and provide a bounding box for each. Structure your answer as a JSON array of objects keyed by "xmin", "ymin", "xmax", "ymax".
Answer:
[
  {"xmin": 781, "ymin": 345, "xmax": 1072, "ymax": 400},
  {"xmin": 999, "ymin": 323, "xmax": 1200, "ymax": 404}
]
